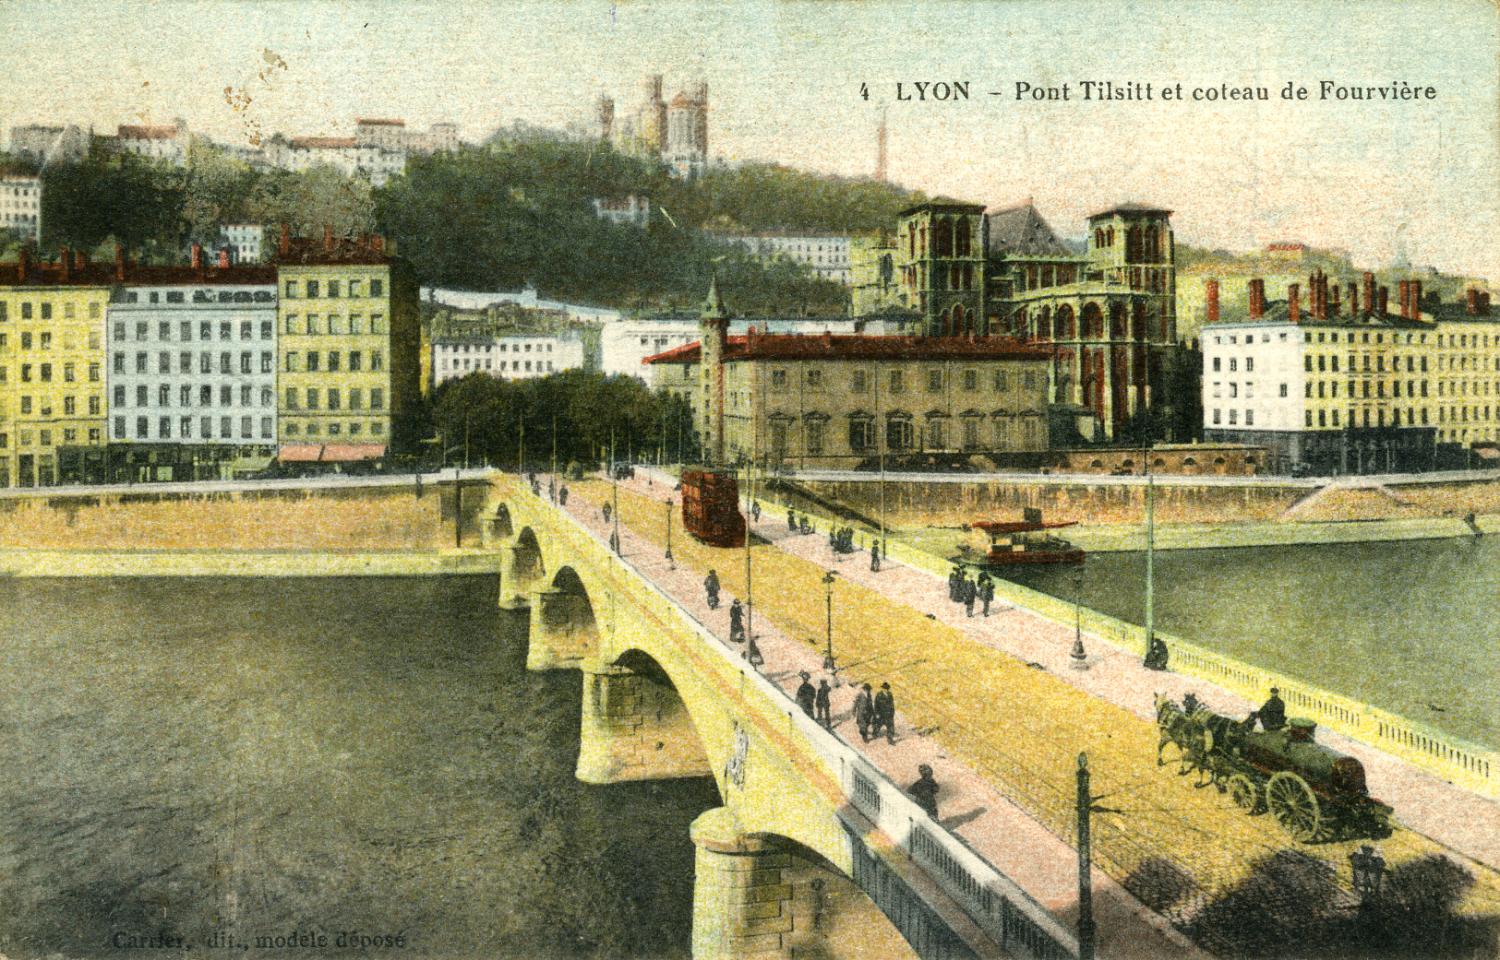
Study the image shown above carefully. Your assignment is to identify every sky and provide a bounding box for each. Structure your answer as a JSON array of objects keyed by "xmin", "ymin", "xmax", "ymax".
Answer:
[{"xmin": 3, "ymin": 0, "xmax": 1497, "ymax": 281}]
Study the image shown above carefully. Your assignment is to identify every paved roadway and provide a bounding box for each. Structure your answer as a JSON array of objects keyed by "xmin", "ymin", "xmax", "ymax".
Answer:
[{"xmin": 566, "ymin": 470, "xmax": 1500, "ymax": 959}]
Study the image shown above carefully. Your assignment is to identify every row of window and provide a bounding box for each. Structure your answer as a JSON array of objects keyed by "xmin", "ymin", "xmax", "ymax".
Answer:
[
  {"xmin": 113, "ymin": 415, "xmax": 273, "ymax": 442},
  {"xmin": 283, "ymin": 420, "xmax": 385, "ymax": 438},
  {"xmin": 765, "ymin": 367, "xmax": 1040, "ymax": 394},
  {"xmin": 0, "ymin": 301, "xmax": 103, "ymax": 321},
  {"xmin": 284, "ymin": 350, "xmax": 383, "ymax": 372},
  {"xmin": 113, "ymin": 319, "xmax": 273, "ymax": 343},
  {"xmin": 283, "ymin": 387, "xmax": 385, "ymax": 411},
  {"xmin": 283, "ymin": 314, "xmax": 386, "ymax": 335},
  {"xmin": 114, "ymin": 351, "xmax": 274, "ymax": 376},
  {"xmin": 112, "ymin": 384, "xmax": 273, "ymax": 409},
  {"xmin": 0, "ymin": 362, "xmax": 100, "ymax": 383},
  {"xmin": 11, "ymin": 395, "xmax": 101, "ymax": 416},
  {"xmin": 0, "ymin": 428, "xmax": 102, "ymax": 449},
  {"xmin": 440, "ymin": 358, "xmax": 555, "ymax": 373},
  {"xmin": 442, "ymin": 341, "xmax": 555, "ymax": 354},
  {"xmin": 839, "ymin": 413, "xmax": 1042, "ymax": 454},
  {"xmin": 283, "ymin": 278, "xmax": 384, "ymax": 299},
  {"xmin": 2, "ymin": 331, "xmax": 101, "ymax": 350},
  {"xmin": 118, "ymin": 289, "xmax": 274, "ymax": 305}
]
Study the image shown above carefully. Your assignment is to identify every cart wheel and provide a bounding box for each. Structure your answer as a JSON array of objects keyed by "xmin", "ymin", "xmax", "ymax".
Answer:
[
  {"xmin": 1227, "ymin": 773, "xmax": 1262, "ymax": 814},
  {"xmin": 1267, "ymin": 771, "xmax": 1323, "ymax": 841}
]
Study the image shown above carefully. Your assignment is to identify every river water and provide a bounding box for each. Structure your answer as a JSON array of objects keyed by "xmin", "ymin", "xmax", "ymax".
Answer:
[
  {"xmin": 0, "ymin": 576, "xmax": 719, "ymax": 959},
  {"xmin": 1005, "ymin": 535, "xmax": 1500, "ymax": 748}
]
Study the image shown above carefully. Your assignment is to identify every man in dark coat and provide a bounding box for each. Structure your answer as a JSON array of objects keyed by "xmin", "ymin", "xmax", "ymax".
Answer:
[
  {"xmin": 874, "ymin": 682, "xmax": 896, "ymax": 744},
  {"xmin": 963, "ymin": 576, "xmax": 977, "ymax": 617},
  {"xmin": 909, "ymin": 764, "xmax": 940, "ymax": 819},
  {"xmin": 558, "ymin": 485, "xmax": 569, "ymax": 506},
  {"xmin": 751, "ymin": 500, "xmax": 761, "ymax": 522},
  {"xmin": 870, "ymin": 541, "xmax": 881, "ymax": 572},
  {"xmin": 853, "ymin": 683, "xmax": 875, "ymax": 742},
  {"xmin": 1254, "ymin": 688, "xmax": 1287, "ymax": 731},
  {"xmin": 795, "ymin": 672, "xmax": 816, "ymax": 717},
  {"xmin": 948, "ymin": 566, "xmax": 961, "ymax": 602},
  {"xmin": 704, "ymin": 570, "xmax": 721, "ymax": 610},
  {"xmin": 978, "ymin": 573, "xmax": 995, "ymax": 617},
  {"xmin": 788, "ymin": 510, "xmax": 798, "ymax": 532},
  {"xmin": 815, "ymin": 679, "xmax": 832, "ymax": 728},
  {"xmin": 728, "ymin": 599, "xmax": 744, "ymax": 642}
]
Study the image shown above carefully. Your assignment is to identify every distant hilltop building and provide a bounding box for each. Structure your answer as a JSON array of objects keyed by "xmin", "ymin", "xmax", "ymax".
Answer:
[
  {"xmin": 1265, "ymin": 242, "xmax": 1309, "ymax": 260},
  {"xmin": 705, "ymin": 229, "xmax": 853, "ymax": 285},
  {"xmin": 592, "ymin": 195, "xmax": 652, "ymax": 228},
  {"xmin": 597, "ymin": 74, "xmax": 708, "ymax": 179},
  {"xmin": 0, "ymin": 174, "xmax": 42, "ymax": 243},
  {"xmin": 8, "ymin": 124, "xmax": 90, "ymax": 165},
  {"xmin": 104, "ymin": 119, "xmax": 193, "ymax": 167}
]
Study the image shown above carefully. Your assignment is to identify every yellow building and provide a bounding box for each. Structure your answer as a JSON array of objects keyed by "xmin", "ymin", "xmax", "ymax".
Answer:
[
  {"xmin": 648, "ymin": 281, "xmax": 1051, "ymax": 469},
  {"xmin": 273, "ymin": 231, "xmax": 420, "ymax": 456},
  {"xmin": 0, "ymin": 251, "xmax": 111, "ymax": 487}
]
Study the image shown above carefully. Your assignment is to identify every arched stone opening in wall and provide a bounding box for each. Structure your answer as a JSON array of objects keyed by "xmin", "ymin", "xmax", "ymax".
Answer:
[
  {"xmin": 491, "ymin": 502, "xmax": 514, "ymax": 539},
  {"xmin": 1131, "ymin": 300, "xmax": 1147, "ymax": 341},
  {"xmin": 576, "ymin": 647, "xmax": 713, "ymax": 784},
  {"xmin": 691, "ymin": 811, "xmax": 919, "ymax": 960},
  {"xmin": 1080, "ymin": 302, "xmax": 1100, "ymax": 340},
  {"xmin": 526, "ymin": 564, "xmax": 600, "ymax": 671},
  {"xmin": 1055, "ymin": 304, "xmax": 1075, "ymax": 340},
  {"xmin": 499, "ymin": 525, "xmax": 547, "ymax": 610},
  {"xmin": 1109, "ymin": 302, "xmax": 1127, "ymax": 340},
  {"xmin": 1037, "ymin": 305, "xmax": 1051, "ymax": 341}
]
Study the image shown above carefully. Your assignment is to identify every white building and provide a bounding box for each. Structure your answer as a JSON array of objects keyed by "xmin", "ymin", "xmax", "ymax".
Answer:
[
  {"xmin": 263, "ymin": 136, "xmax": 406, "ymax": 187},
  {"xmin": 592, "ymin": 195, "xmax": 651, "ymax": 228},
  {"xmin": 353, "ymin": 118, "xmax": 459, "ymax": 155},
  {"xmin": 422, "ymin": 286, "xmax": 623, "ymax": 325},
  {"xmin": 8, "ymin": 124, "xmax": 89, "ymax": 165},
  {"xmin": 432, "ymin": 332, "xmax": 585, "ymax": 387},
  {"xmin": 0, "ymin": 175, "xmax": 42, "ymax": 242},
  {"xmin": 713, "ymin": 232, "xmax": 853, "ymax": 285},
  {"xmin": 219, "ymin": 224, "xmax": 265, "ymax": 264},
  {"xmin": 603, "ymin": 314, "xmax": 871, "ymax": 381},
  {"xmin": 106, "ymin": 265, "xmax": 280, "ymax": 461},
  {"xmin": 110, "ymin": 120, "xmax": 191, "ymax": 166}
]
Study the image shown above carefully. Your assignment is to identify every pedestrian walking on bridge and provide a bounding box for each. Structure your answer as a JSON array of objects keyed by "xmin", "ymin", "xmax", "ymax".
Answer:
[
  {"xmin": 728, "ymin": 599, "xmax": 745, "ymax": 643},
  {"xmin": 909, "ymin": 764, "xmax": 940, "ymax": 819},
  {"xmin": 602, "ymin": 502, "xmax": 612, "ymax": 524},
  {"xmin": 751, "ymin": 500, "xmax": 761, "ymax": 522},
  {"xmin": 787, "ymin": 509, "xmax": 798, "ymax": 532},
  {"xmin": 870, "ymin": 541, "xmax": 881, "ymax": 572},
  {"xmin": 853, "ymin": 683, "xmax": 875, "ymax": 742},
  {"xmin": 815, "ymin": 679, "xmax": 832, "ymax": 728},
  {"xmin": 558, "ymin": 485, "xmax": 569, "ymax": 506},
  {"xmin": 873, "ymin": 682, "xmax": 897, "ymax": 744},
  {"xmin": 962, "ymin": 576, "xmax": 977, "ymax": 618},
  {"xmin": 796, "ymin": 672, "xmax": 817, "ymax": 717},
  {"xmin": 978, "ymin": 572, "xmax": 994, "ymax": 617},
  {"xmin": 704, "ymin": 570, "xmax": 721, "ymax": 610}
]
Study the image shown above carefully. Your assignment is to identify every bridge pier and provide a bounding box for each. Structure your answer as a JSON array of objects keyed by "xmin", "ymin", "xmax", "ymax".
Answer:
[
  {"xmin": 497, "ymin": 541, "xmax": 544, "ymax": 610},
  {"xmin": 690, "ymin": 808, "xmax": 913, "ymax": 960},
  {"xmin": 525, "ymin": 588, "xmax": 596, "ymax": 672},
  {"xmin": 575, "ymin": 661, "xmax": 712, "ymax": 784}
]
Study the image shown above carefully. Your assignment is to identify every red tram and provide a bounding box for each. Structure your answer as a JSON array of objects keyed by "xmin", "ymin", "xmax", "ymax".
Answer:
[{"xmin": 680, "ymin": 467, "xmax": 746, "ymax": 547}]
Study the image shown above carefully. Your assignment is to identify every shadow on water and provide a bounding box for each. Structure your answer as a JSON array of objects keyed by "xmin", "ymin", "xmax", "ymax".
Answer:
[
  {"xmin": 1123, "ymin": 848, "xmax": 1499, "ymax": 959},
  {"xmin": 0, "ymin": 576, "xmax": 720, "ymax": 960}
]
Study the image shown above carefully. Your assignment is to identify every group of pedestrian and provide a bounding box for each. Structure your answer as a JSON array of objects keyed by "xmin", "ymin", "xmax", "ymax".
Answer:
[
  {"xmin": 852, "ymin": 681, "xmax": 898, "ymax": 744},
  {"xmin": 795, "ymin": 671, "xmax": 834, "ymax": 728},
  {"xmin": 827, "ymin": 526, "xmax": 858, "ymax": 555},
  {"xmin": 948, "ymin": 565, "xmax": 996, "ymax": 617},
  {"xmin": 786, "ymin": 509, "xmax": 814, "ymax": 535}
]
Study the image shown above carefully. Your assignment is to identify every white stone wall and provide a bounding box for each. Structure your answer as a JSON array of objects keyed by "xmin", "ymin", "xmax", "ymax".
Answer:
[{"xmin": 1202, "ymin": 322, "xmax": 1304, "ymax": 433}]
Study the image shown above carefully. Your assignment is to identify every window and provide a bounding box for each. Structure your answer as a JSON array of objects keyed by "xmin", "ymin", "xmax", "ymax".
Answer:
[
  {"xmin": 306, "ymin": 388, "xmax": 319, "ymax": 409},
  {"xmin": 888, "ymin": 370, "xmax": 904, "ymax": 393},
  {"xmin": 240, "ymin": 385, "xmax": 252, "ymax": 406},
  {"xmin": 114, "ymin": 385, "xmax": 126, "ymax": 407},
  {"xmin": 848, "ymin": 417, "xmax": 875, "ymax": 452},
  {"xmin": 1212, "ymin": 408, "xmax": 1221, "ymax": 425},
  {"xmin": 240, "ymin": 352, "xmax": 252, "ymax": 374},
  {"xmin": 348, "ymin": 351, "xmax": 362, "ymax": 371},
  {"xmin": 158, "ymin": 384, "xmax": 171, "ymax": 407},
  {"xmin": 136, "ymin": 416, "xmax": 148, "ymax": 439},
  {"xmin": 962, "ymin": 369, "xmax": 978, "ymax": 391},
  {"xmin": 20, "ymin": 396, "xmax": 31, "ymax": 414},
  {"xmin": 927, "ymin": 369, "xmax": 943, "ymax": 392},
  {"xmin": 286, "ymin": 388, "xmax": 299, "ymax": 410},
  {"xmin": 1212, "ymin": 357, "xmax": 1221, "ymax": 372},
  {"xmin": 328, "ymin": 280, "xmax": 340, "ymax": 298},
  {"xmin": 307, "ymin": 314, "xmax": 321, "ymax": 335},
  {"xmin": 135, "ymin": 385, "xmax": 147, "ymax": 407},
  {"xmin": 135, "ymin": 352, "xmax": 147, "ymax": 374},
  {"xmin": 886, "ymin": 416, "xmax": 913, "ymax": 451},
  {"xmin": 851, "ymin": 369, "xmax": 868, "ymax": 393},
  {"xmin": 994, "ymin": 371, "xmax": 1008, "ymax": 391},
  {"xmin": 200, "ymin": 385, "xmax": 212, "ymax": 405},
  {"xmin": 370, "ymin": 279, "xmax": 383, "ymax": 297},
  {"xmin": 307, "ymin": 352, "xmax": 320, "ymax": 372},
  {"xmin": 306, "ymin": 280, "xmax": 320, "ymax": 298},
  {"xmin": 806, "ymin": 369, "xmax": 823, "ymax": 391},
  {"xmin": 371, "ymin": 351, "xmax": 383, "ymax": 371},
  {"xmin": 63, "ymin": 362, "xmax": 75, "ymax": 382},
  {"xmin": 260, "ymin": 417, "xmax": 272, "ymax": 439},
  {"xmin": 328, "ymin": 352, "xmax": 340, "ymax": 372},
  {"xmin": 371, "ymin": 314, "xmax": 385, "ymax": 334},
  {"xmin": 220, "ymin": 385, "xmax": 232, "ymax": 406},
  {"xmin": 349, "ymin": 388, "xmax": 362, "ymax": 410},
  {"xmin": 1246, "ymin": 410, "xmax": 1254, "ymax": 426},
  {"xmin": 113, "ymin": 417, "xmax": 125, "ymax": 439},
  {"xmin": 159, "ymin": 352, "xmax": 172, "ymax": 374},
  {"xmin": 180, "ymin": 385, "xmax": 192, "ymax": 406},
  {"xmin": 219, "ymin": 322, "xmax": 231, "ymax": 341},
  {"xmin": 285, "ymin": 280, "xmax": 298, "ymax": 298},
  {"xmin": 158, "ymin": 417, "xmax": 171, "ymax": 439},
  {"xmin": 261, "ymin": 352, "xmax": 273, "ymax": 373},
  {"xmin": 201, "ymin": 416, "xmax": 213, "ymax": 438},
  {"xmin": 369, "ymin": 388, "xmax": 384, "ymax": 410},
  {"xmin": 327, "ymin": 388, "xmax": 341, "ymax": 410},
  {"xmin": 241, "ymin": 416, "xmax": 252, "ymax": 439},
  {"xmin": 180, "ymin": 416, "xmax": 193, "ymax": 439},
  {"xmin": 771, "ymin": 369, "xmax": 788, "ymax": 391},
  {"xmin": 329, "ymin": 315, "xmax": 344, "ymax": 335}
]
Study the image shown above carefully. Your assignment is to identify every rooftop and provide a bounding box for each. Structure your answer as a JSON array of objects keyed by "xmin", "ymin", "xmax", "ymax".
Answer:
[
  {"xmin": 1088, "ymin": 201, "xmax": 1172, "ymax": 220},
  {"xmin": 117, "ymin": 124, "xmax": 181, "ymax": 140},
  {"xmin": 355, "ymin": 118, "xmax": 406, "ymax": 127},
  {"xmin": 290, "ymin": 136, "xmax": 358, "ymax": 149},
  {"xmin": 644, "ymin": 333, "xmax": 1050, "ymax": 365},
  {"xmin": 985, "ymin": 202, "xmax": 1071, "ymax": 258},
  {"xmin": 898, "ymin": 199, "xmax": 987, "ymax": 218}
]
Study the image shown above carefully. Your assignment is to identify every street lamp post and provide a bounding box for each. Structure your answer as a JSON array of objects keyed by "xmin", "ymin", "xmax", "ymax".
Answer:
[
  {"xmin": 665, "ymin": 498, "xmax": 674, "ymax": 568},
  {"xmin": 1070, "ymin": 563, "xmax": 1088, "ymax": 670},
  {"xmin": 1076, "ymin": 753, "xmax": 1097, "ymax": 960},
  {"xmin": 610, "ymin": 428, "xmax": 620, "ymax": 554},
  {"xmin": 822, "ymin": 569, "xmax": 840, "ymax": 685}
]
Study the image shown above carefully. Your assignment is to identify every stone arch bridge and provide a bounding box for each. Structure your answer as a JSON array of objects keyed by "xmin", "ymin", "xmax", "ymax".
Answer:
[{"xmin": 480, "ymin": 476, "xmax": 1077, "ymax": 960}]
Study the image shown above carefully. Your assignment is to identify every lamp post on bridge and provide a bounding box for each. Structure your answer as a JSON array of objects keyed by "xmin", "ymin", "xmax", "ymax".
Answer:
[
  {"xmin": 1077, "ymin": 753, "xmax": 1096, "ymax": 960},
  {"xmin": 822, "ymin": 569, "xmax": 840, "ymax": 686},
  {"xmin": 665, "ymin": 498, "xmax": 674, "ymax": 568}
]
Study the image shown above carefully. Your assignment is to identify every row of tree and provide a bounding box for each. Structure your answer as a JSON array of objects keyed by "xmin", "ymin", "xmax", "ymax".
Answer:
[{"xmin": 427, "ymin": 369, "xmax": 697, "ymax": 470}]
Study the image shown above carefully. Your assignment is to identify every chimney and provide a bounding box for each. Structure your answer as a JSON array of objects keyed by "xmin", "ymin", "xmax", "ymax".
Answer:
[
  {"xmin": 1378, "ymin": 285, "xmax": 1389, "ymax": 317},
  {"xmin": 17, "ymin": 246, "xmax": 30, "ymax": 282},
  {"xmin": 371, "ymin": 234, "xmax": 385, "ymax": 255},
  {"xmin": 114, "ymin": 243, "xmax": 126, "ymax": 282},
  {"xmin": 1205, "ymin": 279, "xmax": 1220, "ymax": 324},
  {"xmin": 1482, "ymin": 292, "xmax": 1492, "ymax": 317},
  {"xmin": 323, "ymin": 224, "xmax": 334, "ymax": 250},
  {"xmin": 1411, "ymin": 280, "xmax": 1422, "ymax": 319},
  {"xmin": 74, "ymin": 250, "xmax": 86, "ymax": 272},
  {"xmin": 1346, "ymin": 281, "xmax": 1358, "ymax": 318},
  {"xmin": 1467, "ymin": 288, "xmax": 1479, "ymax": 316},
  {"xmin": 1397, "ymin": 280, "xmax": 1409, "ymax": 319},
  {"xmin": 190, "ymin": 242, "xmax": 203, "ymax": 272},
  {"xmin": 1362, "ymin": 272, "xmax": 1376, "ymax": 315},
  {"xmin": 278, "ymin": 222, "xmax": 291, "ymax": 257},
  {"xmin": 1328, "ymin": 280, "xmax": 1340, "ymax": 317},
  {"xmin": 1316, "ymin": 270, "xmax": 1329, "ymax": 320},
  {"xmin": 59, "ymin": 245, "xmax": 71, "ymax": 281},
  {"xmin": 1288, "ymin": 283, "xmax": 1301, "ymax": 323},
  {"xmin": 1248, "ymin": 278, "xmax": 1265, "ymax": 319},
  {"xmin": 218, "ymin": 247, "xmax": 231, "ymax": 270}
]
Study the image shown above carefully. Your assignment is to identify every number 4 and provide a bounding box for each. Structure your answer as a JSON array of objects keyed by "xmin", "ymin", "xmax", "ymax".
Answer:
[{"xmin": 860, "ymin": 83, "xmax": 869, "ymax": 101}]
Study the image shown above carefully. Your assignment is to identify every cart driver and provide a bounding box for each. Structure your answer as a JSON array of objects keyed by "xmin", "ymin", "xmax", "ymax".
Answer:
[{"xmin": 1252, "ymin": 687, "xmax": 1287, "ymax": 732}]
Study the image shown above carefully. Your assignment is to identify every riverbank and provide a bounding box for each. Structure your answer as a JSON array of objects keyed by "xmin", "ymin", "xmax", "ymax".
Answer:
[
  {"xmin": 1062, "ymin": 512, "xmax": 1498, "ymax": 552},
  {"xmin": 0, "ymin": 548, "xmax": 498, "ymax": 578}
]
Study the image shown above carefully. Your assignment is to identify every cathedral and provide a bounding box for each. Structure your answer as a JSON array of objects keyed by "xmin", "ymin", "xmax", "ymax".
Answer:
[{"xmin": 596, "ymin": 74, "xmax": 708, "ymax": 179}]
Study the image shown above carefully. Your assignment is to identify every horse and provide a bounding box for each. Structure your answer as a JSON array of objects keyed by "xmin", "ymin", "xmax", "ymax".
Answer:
[{"xmin": 1154, "ymin": 693, "xmax": 1216, "ymax": 784}]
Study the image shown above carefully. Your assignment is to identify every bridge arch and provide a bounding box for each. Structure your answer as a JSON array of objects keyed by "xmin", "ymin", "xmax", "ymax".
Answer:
[
  {"xmin": 491, "ymin": 502, "xmax": 514, "ymax": 539},
  {"xmin": 499, "ymin": 525, "xmax": 549, "ymax": 610}
]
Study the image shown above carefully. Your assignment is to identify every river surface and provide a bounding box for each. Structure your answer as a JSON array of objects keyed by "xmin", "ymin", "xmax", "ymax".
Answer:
[
  {"xmin": 1005, "ymin": 535, "xmax": 1500, "ymax": 748},
  {"xmin": 0, "ymin": 576, "xmax": 719, "ymax": 959}
]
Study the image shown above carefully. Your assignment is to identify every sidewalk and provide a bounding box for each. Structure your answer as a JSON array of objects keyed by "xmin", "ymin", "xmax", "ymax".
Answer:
[{"xmin": 561, "ymin": 477, "xmax": 1205, "ymax": 960}]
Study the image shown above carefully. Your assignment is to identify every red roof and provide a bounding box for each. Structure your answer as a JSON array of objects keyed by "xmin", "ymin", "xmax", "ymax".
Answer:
[
  {"xmin": 644, "ymin": 334, "xmax": 1050, "ymax": 365},
  {"xmin": 277, "ymin": 444, "xmax": 324, "ymax": 463},
  {"xmin": 355, "ymin": 118, "xmax": 406, "ymax": 127},
  {"xmin": 277, "ymin": 443, "xmax": 387, "ymax": 463}
]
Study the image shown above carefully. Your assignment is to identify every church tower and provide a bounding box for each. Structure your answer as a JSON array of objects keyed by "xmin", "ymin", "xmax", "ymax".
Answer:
[{"xmin": 897, "ymin": 202, "xmax": 986, "ymax": 337}]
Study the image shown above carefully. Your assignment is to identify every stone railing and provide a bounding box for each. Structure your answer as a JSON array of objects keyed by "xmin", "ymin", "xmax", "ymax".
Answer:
[{"xmin": 877, "ymin": 534, "xmax": 1498, "ymax": 800}]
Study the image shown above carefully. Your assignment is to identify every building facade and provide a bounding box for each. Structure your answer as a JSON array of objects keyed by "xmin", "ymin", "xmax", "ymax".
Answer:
[
  {"xmin": 1200, "ymin": 271, "xmax": 1498, "ymax": 473},
  {"xmin": 592, "ymin": 195, "xmax": 652, "ymax": 228},
  {"xmin": 8, "ymin": 124, "xmax": 89, "ymax": 165},
  {"xmin": 0, "ymin": 251, "xmax": 111, "ymax": 487},
  {"xmin": 273, "ymin": 230, "xmax": 420, "ymax": 451},
  {"xmin": 105, "ymin": 260, "xmax": 280, "ymax": 479},
  {"xmin": 0, "ymin": 175, "xmax": 42, "ymax": 243},
  {"xmin": 647, "ymin": 281, "xmax": 1051, "ymax": 469},
  {"xmin": 108, "ymin": 120, "xmax": 191, "ymax": 166},
  {"xmin": 598, "ymin": 74, "xmax": 708, "ymax": 179},
  {"xmin": 714, "ymin": 232, "xmax": 853, "ymax": 285},
  {"xmin": 220, "ymin": 224, "xmax": 265, "ymax": 264},
  {"xmin": 432, "ymin": 331, "xmax": 586, "ymax": 387}
]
